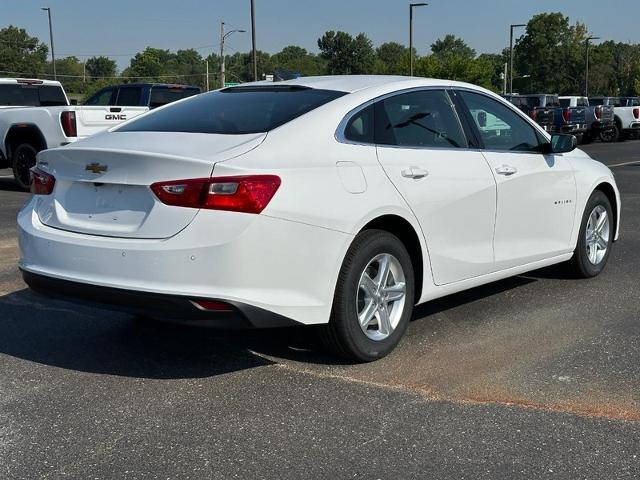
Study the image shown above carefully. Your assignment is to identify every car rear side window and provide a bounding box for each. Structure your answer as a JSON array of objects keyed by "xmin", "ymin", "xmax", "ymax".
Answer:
[
  {"xmin": 118, "ymin": 86, "xmax": 347, "ymax": 134},
  {"xmin": 38, "ymin": 85, "xmax": 67, "ymax": 106},
  {"xmin": 559, "ymin": 99, "xmax": 571, "ymax": 108},
  {"xmin": 85, "ymin": 88, "xmax": 116, "ymax": 106},
  {"xmin": 374, "ymin": 90, "xmax": 467, "ymax": 148},
  {"xmin": 344, "ymin": 104, "xmax": 374, "ymax": 143},
  {"xmin": 149, "ymin": 87, "xmax": 200, "ymax": 109},
  {"xmin": 0, "ymin": 84, "xmax": 39, "ymax": 106}
]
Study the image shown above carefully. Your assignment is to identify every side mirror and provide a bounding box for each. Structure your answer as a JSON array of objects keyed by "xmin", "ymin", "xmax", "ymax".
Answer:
[
  {"xmin": 477, "ymin": 111, "xmax": 487, "ymax": 128},
  {"xmin": 543, "ymin": 134, "xmax": 577, "ymax": 154}
]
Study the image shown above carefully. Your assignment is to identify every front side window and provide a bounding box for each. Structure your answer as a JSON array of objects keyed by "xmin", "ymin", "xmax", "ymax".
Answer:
[
  {"xmin": 149, "ymin": 87, "xmax": 200, "ymax": 109},
  {"xmin": 459, "ymin": 90, "xmax": 541, "ymax": 152},
  {"xmin": 118, "ymin": 86, "xmax": 346, "ymax": 135},
  {"xmin": 374, "ymin": 90, "xmax": 467, "ymax": 148}
]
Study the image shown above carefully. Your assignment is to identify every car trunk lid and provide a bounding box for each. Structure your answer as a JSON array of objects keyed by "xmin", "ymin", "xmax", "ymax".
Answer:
[{"xmin": 35, "ymin": 131, "xmax": 265, "ymax": 239}]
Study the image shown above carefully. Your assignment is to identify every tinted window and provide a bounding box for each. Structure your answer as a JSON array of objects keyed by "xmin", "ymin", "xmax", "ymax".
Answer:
[
  {"xmin": 116, "ymin": 87, "xmax": 143, "ymax": 106},
  {"xmin": 38, "ymin": 85, "xmax": 67, "ymax": 106},
  {"xmin": 524, "ymin": 97, "xmax": 540, "ymax": 108},
  {"xmin": 578, "ymin": 97, "xmax": 589, "ymax": 107},
  {"xmin": 545, "ymin": 96, "xmax": 560, "ymax": 107},
  {"xmin": 118, "ymin": 87, "xmax": 346, "ymax": 134},
  {"xmin": 374, "ymin": 90, "xmax": 467, "ymax": 148},
  {"xmin": 631, "ymin": 98, "xmax": 640, "ymax": 107},
  {"xmin": 0, "ymin": 84, "xmax": 39, "ymax": 106},
  {"xmin": 344, "ymin": 104, "xmax": 374, "ymax": 143},
  {"xmin": 85, "ymin": 88, "xmax": 116, "ymax": 106},
  {"xmin": 460, "ymin": 90, "xmax": 541, "ymax": 152},
  {"xmin": 590, "ymin": 98, "xmax": 604, "ymax": 106},
  {"xmin": 149, "ymin": 87, "xmax": 200, "ymax": 109},
  {"xmin": 559, "ymin": 99, "xmax": 570, "ymax": 108}
]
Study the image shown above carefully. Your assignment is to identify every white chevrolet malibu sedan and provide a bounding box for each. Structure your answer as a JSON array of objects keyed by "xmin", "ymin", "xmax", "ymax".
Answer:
[{"xmin": 19, "ymin": 76, "xmax": 620, "ymax": 361}]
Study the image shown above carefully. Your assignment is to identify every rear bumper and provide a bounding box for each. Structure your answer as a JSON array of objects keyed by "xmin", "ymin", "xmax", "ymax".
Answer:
[
  {"xmin": 21, "ymin": 269, "xmax": 300, "ymax": 328},
  {"xmin": 560, "ymin": 124, "xmax": 587, "ymax": 134},
  {"xmin": 18, "ymin": 198, "xmax": 352, "ymax": 326},
  {"xmin": 626, "ymin": 122, "xmax": 640, "ymax": 130},
  {"xmin": 590, "ymin": 120, "xmax": 614, "ymax": 131}
]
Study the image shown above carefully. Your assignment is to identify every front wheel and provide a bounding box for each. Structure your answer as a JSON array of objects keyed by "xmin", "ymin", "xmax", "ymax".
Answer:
[
  {"xmin": 321, "ymin": 230, "xmax": 415, "ymax": 362},
  {"xmin": 570, "ymin": 191, "xmax": 613, "ymax": 278},
  {"xmin": 12, "ymin": 143, "xmax": 38, "ymax": 191}
]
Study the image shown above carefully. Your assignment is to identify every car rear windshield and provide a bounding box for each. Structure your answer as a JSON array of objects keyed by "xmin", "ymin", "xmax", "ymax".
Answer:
[
  {"xmin": 0, "ymin": 84, "xmax": 67, "ymax": 106},
  {"xmin": 117, "ymin": 86, "xmax": 347, "ymax": 134},
  {"xmin": 149, "ymin": 87, "xmax": 200, "ymax": 109}
]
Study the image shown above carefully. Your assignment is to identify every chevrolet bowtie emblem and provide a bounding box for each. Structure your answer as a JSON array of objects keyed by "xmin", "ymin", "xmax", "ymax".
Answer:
[{"xmin": 85, "ymin": 163, "xmax": 108, "ymax": 174}]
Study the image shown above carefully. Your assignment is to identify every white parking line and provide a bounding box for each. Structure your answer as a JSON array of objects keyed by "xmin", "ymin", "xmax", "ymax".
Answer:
[
  {"xmin": 607, "ymin": 160, "xmax": 640, "ymax": 168},
  {"xmin": 0, "ymin": 175, "xmax": 15, "ymax": 178}
]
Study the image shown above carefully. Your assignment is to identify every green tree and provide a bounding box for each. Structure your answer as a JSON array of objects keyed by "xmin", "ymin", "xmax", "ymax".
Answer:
[
  {"xmin": 85, "ymin": 56, "xmax": 117, "ymax": 79},
  {"xmin": 431, "ymin": 35, "xmax": 476, "ymax": 60},
  {"xmin": 317, "ymin": 31, "xmax": 375, "ymax": 74},
  {"xmin": 123, "ymin": 47, "xmax": 174, "ymax": 80},
  {"xmin": 271, "ymin": 46, "xmax": 325, "ymax": 76},
  {"xmin": 374, "ymin": 42, "xmax": 408, "ymax": 75},
  {"xmin": 44, "ymin": 56, "xmax": 84, "ymax": 92},
  {"xmin": 0, "ymin": 26, "xmax": 48, "ymax": 77},
  {"xmin": 514, "ymin": 12, "xmax": 587, "ymax": 94}
]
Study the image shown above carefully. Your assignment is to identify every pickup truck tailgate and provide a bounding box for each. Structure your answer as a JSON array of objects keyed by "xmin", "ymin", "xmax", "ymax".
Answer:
[{"xmin": 76, "ymin": 106, "xmax": 148, "ymax": 137}]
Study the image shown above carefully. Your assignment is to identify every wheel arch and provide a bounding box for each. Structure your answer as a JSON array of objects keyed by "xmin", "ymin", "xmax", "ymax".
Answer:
[
  {"xmin": 593, "ymin": 181, "xmax": 620, "ymax": 242},
  {"xmin": 357, "ymin": 214, "xmax": 427, "ymax": 305},
  {"xmin": 4, "ymin": 124, "xmax": 48, "ymax": 160}
]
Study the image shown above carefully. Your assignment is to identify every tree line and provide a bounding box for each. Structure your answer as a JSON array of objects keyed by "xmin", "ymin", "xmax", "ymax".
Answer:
[{"xmin": 1, "ymin": 12, "xmax": 639, "ymax": 98}]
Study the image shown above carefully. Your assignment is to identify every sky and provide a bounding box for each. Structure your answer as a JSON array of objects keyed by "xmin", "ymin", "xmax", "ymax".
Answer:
[{"xmin": 3, "ymin": 0, "xmax": 640, "ymax": 70}]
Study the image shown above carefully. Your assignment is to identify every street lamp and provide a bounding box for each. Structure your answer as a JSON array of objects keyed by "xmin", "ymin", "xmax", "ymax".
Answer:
[
  {"xmin": 509, "ymin": 23, "xmax": 526, "ymax": 94},
  {"xmin": 41, "ymin": 7, "xmax": 56, "ymax": 80},
  {"xmin": 250, "ymin": 0, "xmax": 257, "ymax": 81},
  {"xmin": 585, "ymin": 36, "xmax": 601, "ymax": 97},
  {"xmin": 409, "ymin": 3, "xmax": 427, "ymax": 77},
  {"xmin": 220, "ymin": 22, "xmax": 246, "ymax": 88}
]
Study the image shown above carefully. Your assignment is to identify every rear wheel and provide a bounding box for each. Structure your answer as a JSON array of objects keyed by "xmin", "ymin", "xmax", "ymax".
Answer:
[
  {"xmin": 321, "ymin": 230, "xmax": 415, "ymax": 362},
  {"xmin": 11, "ymin": 143, "xmax": 38, "ymax": 191},
  {"xmin": 570, "ymin": 191, "xmax": 613, "ymax": 278},
  {"xmin": 599, "ymin": 125, "xmax": 619, "ymax": 143}
]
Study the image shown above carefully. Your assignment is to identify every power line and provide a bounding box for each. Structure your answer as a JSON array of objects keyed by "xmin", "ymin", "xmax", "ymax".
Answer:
[{"xmin": 0, "ymin": 70, "xmax": 216, "ymax": 80}]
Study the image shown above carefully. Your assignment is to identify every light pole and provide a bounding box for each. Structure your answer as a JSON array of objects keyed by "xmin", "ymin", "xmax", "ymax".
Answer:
[
  {"xmin": 220, "ymin": 22, "xmax": 246, "ymax": 88},
  {"xmin": 250, "ymin": 0, "xmax": 257, "ymax": 81},
  {"xmin": 509, "ymin": 23, "xmax": 526, "ymax": 95},
  {"xmin": 409, "ymin": 3, "xmax": 427, "ymax": 77},
  {"xmin": 41, "ymin": 7, "xmax": 56, "ymax": 80},
  {"xmin": 585, "ymin": 36, "xmax": 600, "ymax": 97}
]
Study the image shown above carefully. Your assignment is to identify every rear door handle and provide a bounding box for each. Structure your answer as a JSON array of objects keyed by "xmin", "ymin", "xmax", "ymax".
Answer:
[
  {"xmin": 401, "ymin": 166, "xmax": 429, "ymax": 179},
  {"xmin": 495, "ymin": 164, "xmax": 518, "ymax": 176}
]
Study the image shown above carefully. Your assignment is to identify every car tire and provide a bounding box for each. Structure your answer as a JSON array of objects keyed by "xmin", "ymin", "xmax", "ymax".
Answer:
[
  {"xmin": 11, "ymin": 143, "xmax": 38, "ymax": 191},
  {"xmin": 580, "ymin": 132, "xmax": 592, "ymax": 145},
  {"xmin": 570, "ymin": 190, "xmax": 614, "ymax": 278},
  {"xmin": 599, "ymin": 126, "xmax": 619, "ymax": 143},
  {"xmin": 321, "ymin": 229, "xmax": 415, "ymax": 362}
]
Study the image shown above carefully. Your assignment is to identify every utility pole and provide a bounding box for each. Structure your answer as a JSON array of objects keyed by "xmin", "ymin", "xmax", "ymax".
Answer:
[
  {"xmin": 585, "ymin": 36, "xmax": 600, "ymax": 97},
  {"xmin": 205, "ymin": 60, "xmax": 209, "ymax": 91},
  {"xmin": 409, "ymin": 3, "xmax": 427, "ymax": 77},
  {"xmin": 219, "ymin": 22, "xmax": 246, "ymax": 88},
  {"xmin": 502, "ymin": 62, "xmax": 508, "ymax": 95},
  {"xmin": 41, "ymin": 7, "xmax": 56, "ymax": 80},
  {"xmin": 509, "ymin": 23, "xmax": 526, "ymax": 95},
  {"xmin": 250, "ymin": 0, "xmax": 257, "ymax": 81}
]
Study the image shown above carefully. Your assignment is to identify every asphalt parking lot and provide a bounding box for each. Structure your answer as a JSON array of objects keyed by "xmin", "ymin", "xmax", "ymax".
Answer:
[{"xmin": 1, "ymin": 141, "xmax": 639, "ymax": 479}]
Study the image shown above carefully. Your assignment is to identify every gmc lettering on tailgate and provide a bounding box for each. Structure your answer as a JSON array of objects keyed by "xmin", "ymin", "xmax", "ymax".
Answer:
[{"xmin": 105, "ymin": 114, "xmax": 127, "ymax": 121}]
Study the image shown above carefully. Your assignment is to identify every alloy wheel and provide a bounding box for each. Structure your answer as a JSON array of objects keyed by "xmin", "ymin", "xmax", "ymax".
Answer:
[{"xmin": 585, "ymin": 205, "xmax": 610, "ymax": 265}]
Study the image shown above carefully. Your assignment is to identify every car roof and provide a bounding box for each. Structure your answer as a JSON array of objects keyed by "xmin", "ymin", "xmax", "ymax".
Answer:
[
  {"xmin": 0, "ymin": 78, "xmax": 62, "ymax": 86},
  {"xmin": 234, "ymin": 75, "xmax": 497, "ymax": 95},
  {"xmin": 109, "ymin": 83, "xmax": 200, "ymax": 89}
]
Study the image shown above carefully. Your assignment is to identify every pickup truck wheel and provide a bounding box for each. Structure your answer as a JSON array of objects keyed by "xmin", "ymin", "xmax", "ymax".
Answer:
[
  {"xmin": 580, "ymin": 132, "xmax": 592, "ymax": 145},
  {"xmin": 12, "ymin": 143, "xmax": 38, "ymax": 191},
  {"xmin": 600, "ymin": 125, "xmax": 619, "ymax": 143}
]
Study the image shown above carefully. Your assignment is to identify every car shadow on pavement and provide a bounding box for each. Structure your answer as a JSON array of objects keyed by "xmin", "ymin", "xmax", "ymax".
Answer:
[
  {"xmin": 0, "ymin": 176, "xmax": 25, "ymax": 193},
  {"xmin": 0, "ymin": 288, "xmax": 280, "ymax": 379}
]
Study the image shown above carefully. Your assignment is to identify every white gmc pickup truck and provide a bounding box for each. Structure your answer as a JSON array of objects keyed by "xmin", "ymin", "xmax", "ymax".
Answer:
[
  {"xmin": 0, "ymin": 79, "xmax": 200, "ymax": 189},
  {"xmin": 590, "ymin": 96, "xmax": 640, "ymax": 142}
]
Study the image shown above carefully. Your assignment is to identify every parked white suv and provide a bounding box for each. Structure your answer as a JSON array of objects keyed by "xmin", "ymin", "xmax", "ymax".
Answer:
[{"xmin": 0, "ymin": 82, "xmax": 200, "ymax": 189}]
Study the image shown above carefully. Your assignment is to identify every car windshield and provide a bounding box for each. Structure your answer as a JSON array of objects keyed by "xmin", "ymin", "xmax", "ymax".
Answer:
[{"xmin": 117, "ymin": 86, "xmax": 347, "ymax": 134}]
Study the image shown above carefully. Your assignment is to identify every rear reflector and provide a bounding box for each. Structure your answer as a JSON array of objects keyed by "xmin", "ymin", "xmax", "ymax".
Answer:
[
  {"xmin": 151, "ymin": 175, "xmax": 281, "ymax": 214},
  {"xmin": 60, "ymin": 111, "xmax": 77, "ymax": 137},
  {"xmin": 30, "ymin": 167, "xmax": 55, "ymax": 195},
  {"xmin": 191, "ymin": 299, "xmax": 233, "ymax": 311}
]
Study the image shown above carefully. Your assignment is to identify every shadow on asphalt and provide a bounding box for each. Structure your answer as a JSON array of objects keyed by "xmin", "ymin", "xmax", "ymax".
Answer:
[
  {"xmin": 0, "ymin": 176, "xmax": 25, "ymax": 193},
  {"xmin": 0, "ymin": 269, "xmax": 550, "ymax": 375}
]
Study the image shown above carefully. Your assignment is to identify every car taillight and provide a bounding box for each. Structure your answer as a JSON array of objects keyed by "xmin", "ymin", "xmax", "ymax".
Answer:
[
  {"xmin": 562, "ymin": 108, "xmax": 571, "ymax": 123},
  {"xmin": 634, "ymin": 108, "xmax": 640, "ymax": 119},
  {"xmin": 529, "ymin": 109, "xmax": 538, "ymax": 121},
  {"xmin": 595, "ymin": 106, "xmax": 602, "ymax": 120},
  {"xmin": 150, "ymin": 175, "xmax": 281, "ymax": 214},
  {"xmin": 30, "ymin": 167, "xmax": 55, "ymax": 195},
  {"xmin": 191, "ymin": 299, "xmax": 233, "ymax": 311},
  {"xmin": 60, "ymin": 111, "xmax": 77, "ymax": 137}
]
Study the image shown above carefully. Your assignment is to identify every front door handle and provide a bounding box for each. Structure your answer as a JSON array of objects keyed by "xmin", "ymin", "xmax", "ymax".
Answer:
[
  {"xmin": 401, "ymin": 166, "xmax": 429, "ymax": 179},
  {"xmin": 495, "ymin": 164, "xmax": 518, "ymax": 176}
]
